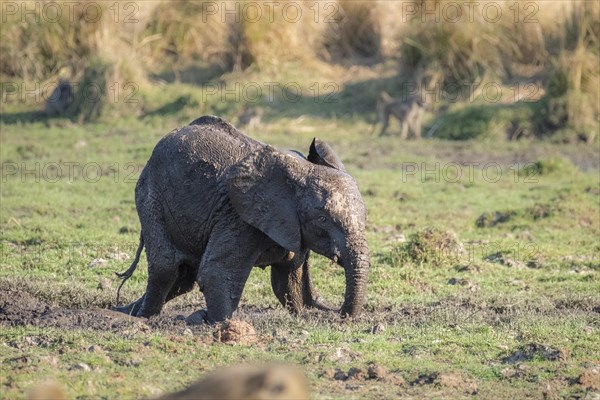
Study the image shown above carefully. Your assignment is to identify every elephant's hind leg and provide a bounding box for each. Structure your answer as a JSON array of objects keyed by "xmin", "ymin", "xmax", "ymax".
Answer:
[{"xmin": 165, "ymin": 264, "xmax": 197, "ymax": 302}]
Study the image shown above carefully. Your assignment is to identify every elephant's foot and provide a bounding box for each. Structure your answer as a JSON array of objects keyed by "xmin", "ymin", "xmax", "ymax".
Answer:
[
  {"xmin": 185, "ymin": 309, "xmax": 209, "ymax": 325},
  {"xmin": 112, "ymin": 295, "xmax": 145, "ymax": 316}
]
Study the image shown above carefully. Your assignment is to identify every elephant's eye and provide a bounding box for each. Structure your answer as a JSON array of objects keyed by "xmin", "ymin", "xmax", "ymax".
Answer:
[{"xmin": 317, "ymin": 216, "xmax": 327, "ymax": 224}]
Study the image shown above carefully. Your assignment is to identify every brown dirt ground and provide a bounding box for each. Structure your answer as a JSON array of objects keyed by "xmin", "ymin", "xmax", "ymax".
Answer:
[{"xmin": 2, "ymin": 277, "xmax": 599, "ymax": 335}]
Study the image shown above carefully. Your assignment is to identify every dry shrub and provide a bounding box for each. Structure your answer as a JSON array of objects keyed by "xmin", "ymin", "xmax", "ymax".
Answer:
[
  {"xmin": 320, "ymin": 0, "xmax": 381, "ymax": 62},
  {"xmin": 399, "ymin": 0, "xmax": 512, "ymax": 86},
  {"xmin": 0, "ymin": 1, "xmax": 153, "ymax": 82},
  {"xmin": 539, "ymin": 2, "xmax": 599, "ymax": 141},
  {"xmin": 238, "ymin": 2, "xmax": 325, "ymax": 71},
  {"xmin": 142, "ymin": 0, "xmax": 230, "ymax": 67}
]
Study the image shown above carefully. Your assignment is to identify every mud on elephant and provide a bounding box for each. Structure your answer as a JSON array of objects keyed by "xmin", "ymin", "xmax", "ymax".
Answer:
[{"xmin": 114, "ymin": 116, "xmax": 370, "ymax": 324}]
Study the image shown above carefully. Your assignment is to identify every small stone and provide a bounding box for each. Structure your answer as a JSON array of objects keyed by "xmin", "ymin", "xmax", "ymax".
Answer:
[
  {"xmin": 183, "ymin": 329, "xmax": 193, "ymax": 337},
  {"xmin": 87, "ymin": 258, "xmax": 107, "ymax": 268},
  {"xmin": 72, "ymin": 363, "xmax": 91, "ymax": 371}
]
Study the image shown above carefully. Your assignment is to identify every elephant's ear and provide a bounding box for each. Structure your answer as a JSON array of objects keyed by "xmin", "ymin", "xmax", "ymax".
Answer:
[
  {"xmin": 307, "ymin": 138, "xmax": 346, "ymax": 171},
  {"xmin": 226, "ymin": 146, "xmax": 302, "ymax": 255}
]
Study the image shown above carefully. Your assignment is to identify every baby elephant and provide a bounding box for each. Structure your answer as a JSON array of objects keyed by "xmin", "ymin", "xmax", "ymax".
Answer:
[{"xmin": 114, "ymin": 116, "xmax": 370, "ymax": 324}]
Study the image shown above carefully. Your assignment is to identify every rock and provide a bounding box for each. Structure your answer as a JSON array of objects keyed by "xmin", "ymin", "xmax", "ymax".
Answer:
[
  {"xmin": 183, "ymin": 328, "xmax": 193, "ymax": 337},
  {"xmin": 87, "ymin": 258, "xmax": 107, "ymax": 268}
]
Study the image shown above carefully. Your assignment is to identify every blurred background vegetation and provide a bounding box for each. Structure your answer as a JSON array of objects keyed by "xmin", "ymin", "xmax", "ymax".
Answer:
[{"xmin": 0, "ymin": 0, "xmax": 598, "ymax": 141}]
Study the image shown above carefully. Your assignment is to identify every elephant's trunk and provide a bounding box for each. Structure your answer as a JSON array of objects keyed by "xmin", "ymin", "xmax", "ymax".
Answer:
[{"xmin": 339, "ymin": 236, "xmax": 370, "ymax": 317}]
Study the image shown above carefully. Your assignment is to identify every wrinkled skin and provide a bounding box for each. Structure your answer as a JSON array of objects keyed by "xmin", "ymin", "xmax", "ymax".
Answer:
[{"xmin": 114, "ymin": 116, "xmax": 370, "ymax": 323}]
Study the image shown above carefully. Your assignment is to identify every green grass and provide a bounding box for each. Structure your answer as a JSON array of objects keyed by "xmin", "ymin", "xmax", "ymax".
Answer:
[{"xmin": 1, "ymin": 92, "xmax": 599, "ymax": 399}]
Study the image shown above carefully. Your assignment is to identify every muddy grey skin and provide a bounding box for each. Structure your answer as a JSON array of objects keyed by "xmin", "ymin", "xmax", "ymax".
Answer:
[{"xmin": 114, "ymin": 116, "xmax": 370, "ymax": 324}]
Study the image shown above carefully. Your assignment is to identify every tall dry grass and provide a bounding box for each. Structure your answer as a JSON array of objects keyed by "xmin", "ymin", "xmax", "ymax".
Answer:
[{"xmin": 0, "ymin": 0, "xmax": 597, "ymax": 137}]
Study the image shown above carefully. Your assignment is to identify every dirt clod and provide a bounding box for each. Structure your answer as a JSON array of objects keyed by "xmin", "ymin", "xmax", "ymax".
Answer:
[
  {"xmin": 322, "ymin": 368, "xmax": 336, "ymax": 380},
  {"xmin": 367, "ymin": 364, "xmax": 388, "ymax": 381},
  {"xmin": 579, "ymin": 368, "xmax": 600, "ymax": 390},
  {"xmin": 213, "ymin": 319, "xmax": 257, "ymax": 345},
  {"xmin": 347, "ymin": 367, "xmax": 365, "ymax": 380},
  {"xmin": 486, "ymin": 252, "xmax": 526, "ymax": 268},
  {"xmin": 333, "ymin": 369, "xmax": 348, "ymax": 381},
  {"xmin": 502, "ymin": 343, "xmax": 563, "ymax": 364},
  {"xmin": 412, "ymin": 372, "xmax": 438, "ymax": 386},
  {"xmin": 439, "ymin": 373, "xmax": 478, "ymax": 395},
  {"xmin": 476, "ymin": 211, "xmax": 514, "ymax": 228}
]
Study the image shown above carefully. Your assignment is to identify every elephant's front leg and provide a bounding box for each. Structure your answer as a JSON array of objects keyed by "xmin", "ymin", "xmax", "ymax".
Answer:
[
  {"xmin": 192, "ymin": 229, "xmax": 258, "ymax": 324},
  {"xmin": 271, "ymin": 252, "xmax": 333, "ymax": 313}
]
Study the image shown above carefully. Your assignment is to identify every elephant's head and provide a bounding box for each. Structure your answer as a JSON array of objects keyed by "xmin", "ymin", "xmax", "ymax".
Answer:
[{"xmin": 227, "ymin": 138, "xmax": 370, "ymax": 317}]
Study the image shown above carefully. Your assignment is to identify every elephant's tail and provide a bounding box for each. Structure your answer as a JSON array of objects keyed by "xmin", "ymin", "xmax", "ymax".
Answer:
[{"xmin": 115, "ymin": 235, "xmax": 144, "ymax": 306}]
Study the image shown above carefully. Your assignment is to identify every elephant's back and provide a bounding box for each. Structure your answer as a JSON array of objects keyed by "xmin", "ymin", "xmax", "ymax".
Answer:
[{"xmin": 154, "ymin": 116, "xmax": 262, "ymax": 170}]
